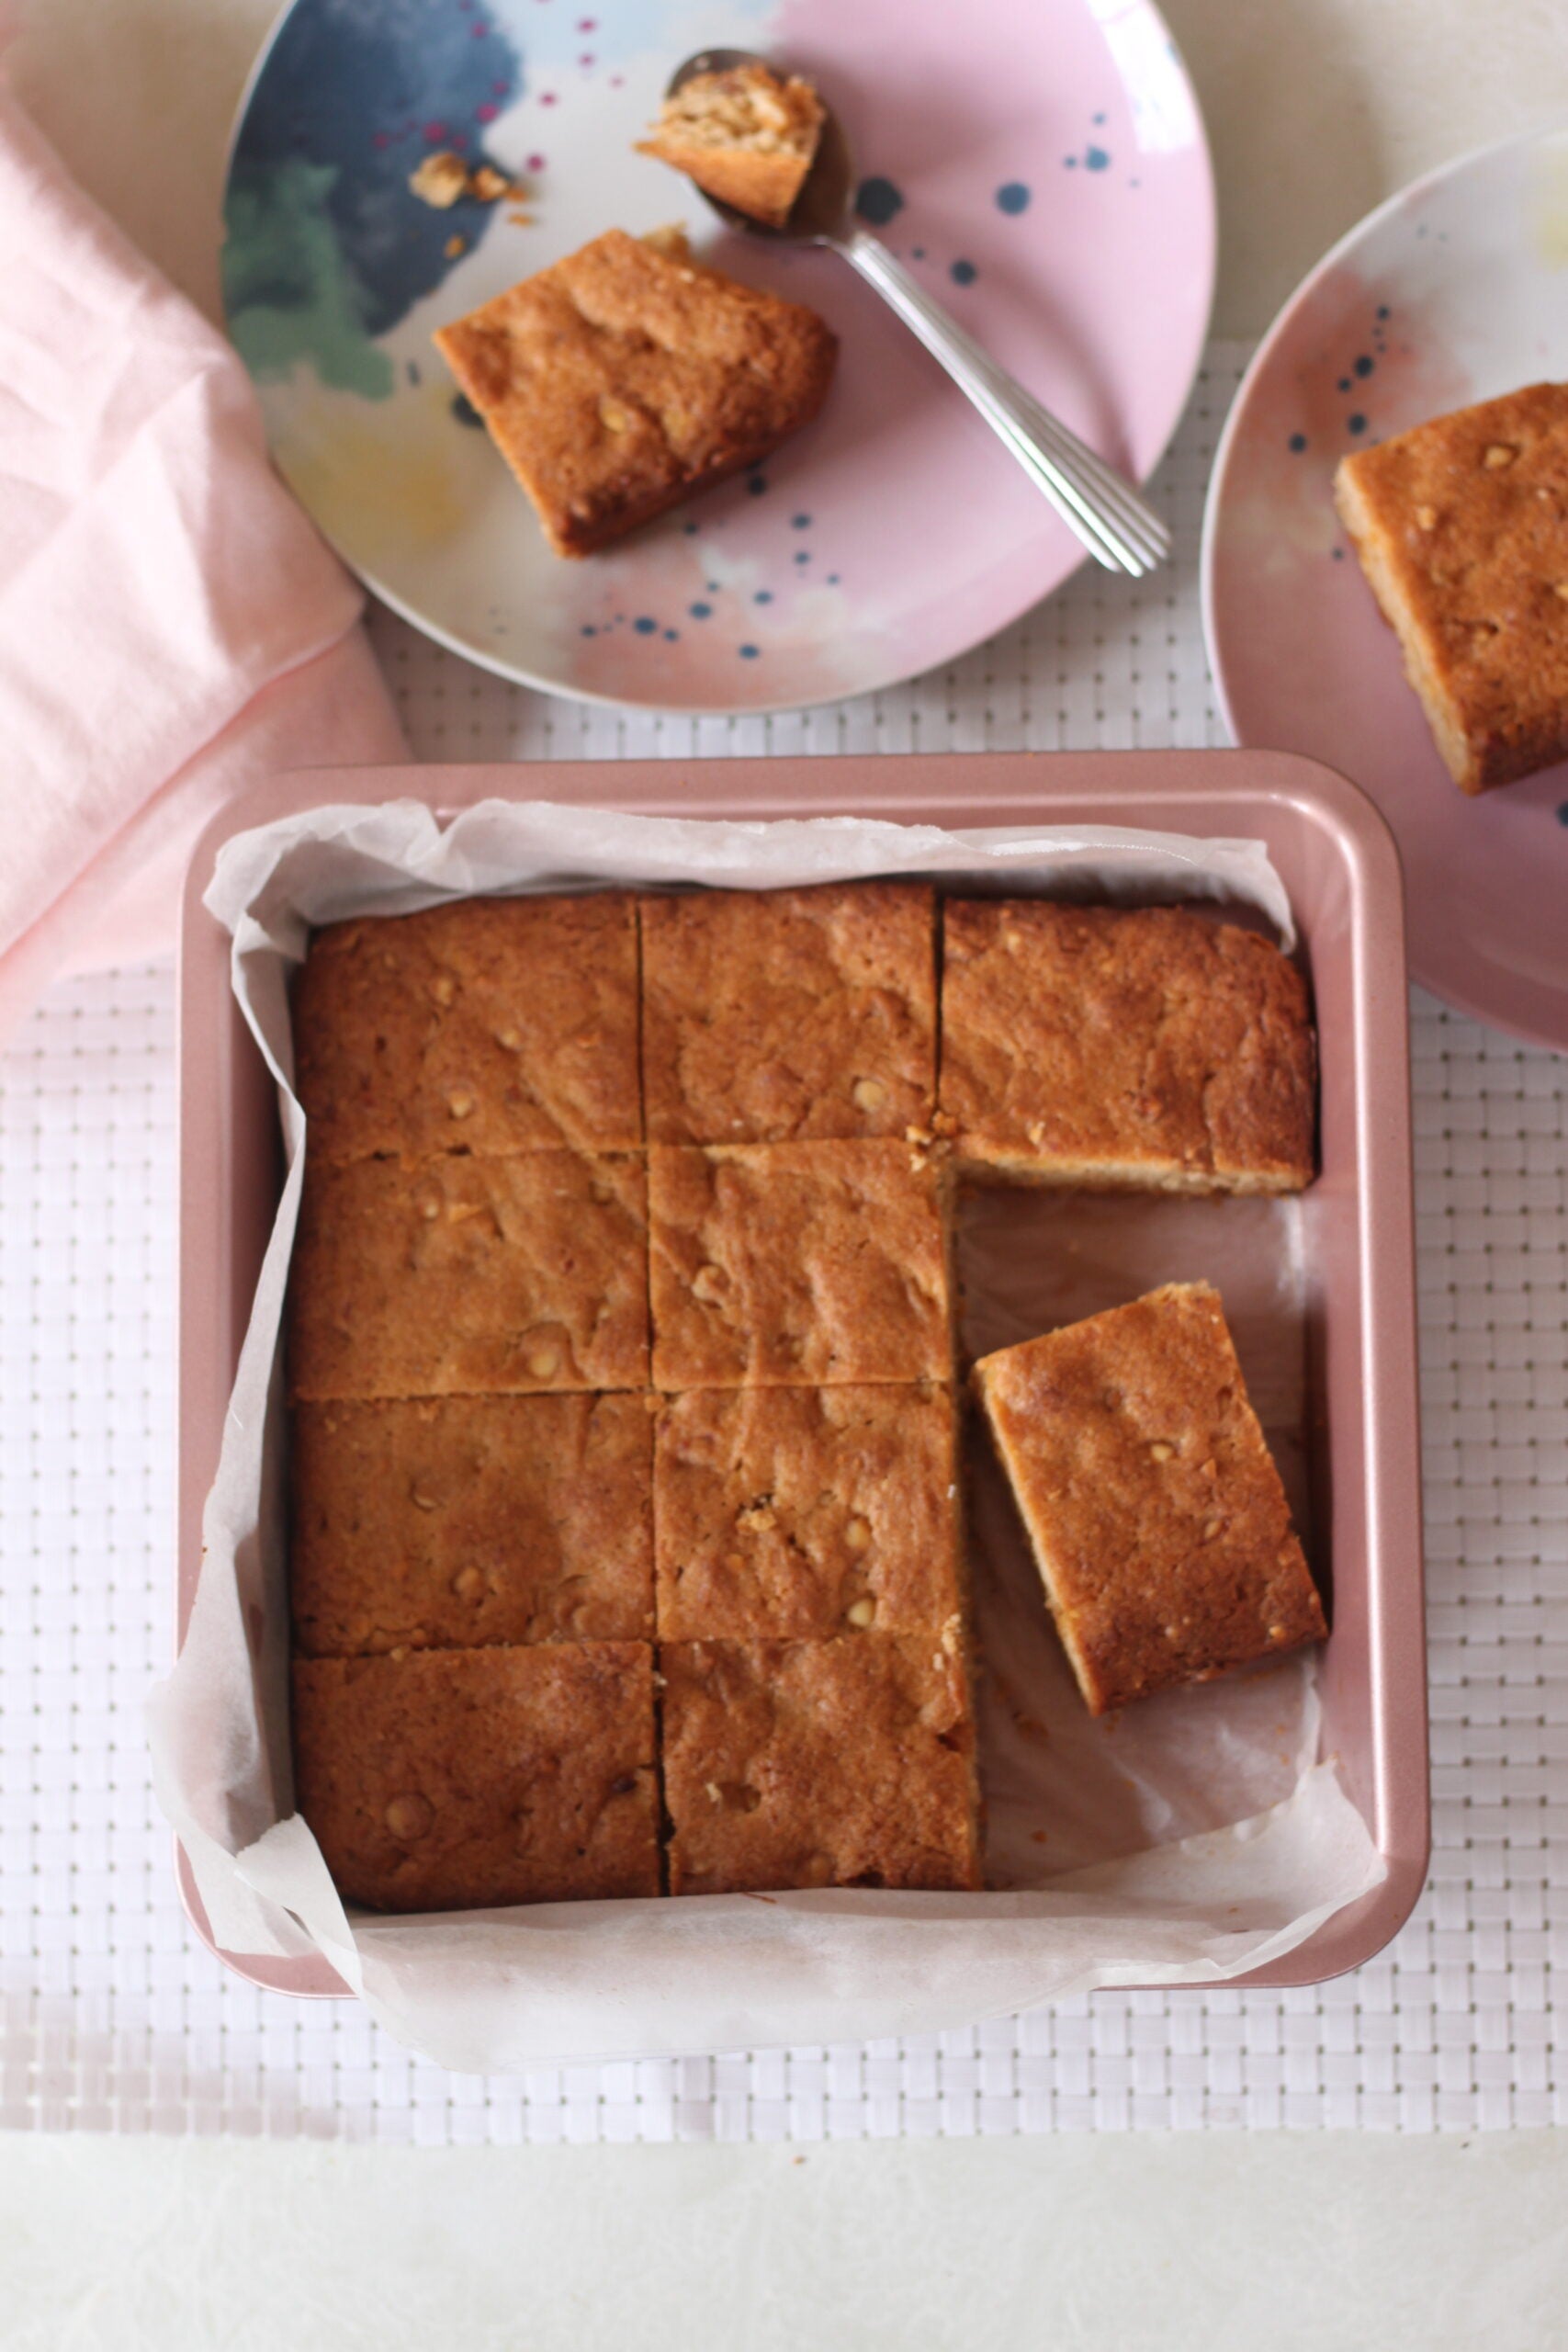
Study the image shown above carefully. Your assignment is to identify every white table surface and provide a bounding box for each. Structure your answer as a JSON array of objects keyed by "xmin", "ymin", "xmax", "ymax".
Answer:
[{"xmin": 6, "ymin": 2, "xmax": 1568, "ymax": 2342}]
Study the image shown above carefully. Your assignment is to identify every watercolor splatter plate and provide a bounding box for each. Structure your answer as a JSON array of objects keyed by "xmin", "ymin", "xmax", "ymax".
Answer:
[
  {"xmin": 1203, "ymin": 127, "xmax": 1568, "ymax": 1051},
  {"xmin": 223, "ymin": 0, "xmax": 1213, "ymax": 716}
]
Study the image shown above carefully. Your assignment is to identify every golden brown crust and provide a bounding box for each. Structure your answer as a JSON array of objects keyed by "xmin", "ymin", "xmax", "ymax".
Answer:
[
  {"xmin": 637, "ymin": 65, "xmax": 824, "ymax": 229},
  {"xmin": 288, "ymin": 1151, "xmax": 649, "ymax": 1400},
  {"xmin": 649, "ymin": 1141, "xmax": 953, "ymax": 1389},
  {"xmin": 433, "ymin": 229, "xmax": 838, "ymax": 557},
  {"xmin": 973, "ymin": 1281, "xmax": 1325, "ymax": 1714},
  {"xmin": 654, "ymin": 1383, "xmax": 962, "ymax": 1640},
  {"xmin": 639, "ymin": 883, "xmax": 937, "ymax": 1144},
  {"xmin": 290, "ymin": 1395, "xmax": 654, "ymax": 1656},
  {"xmin": 660, "ymin": 1634, "xmax": 980, "ymax": 1893},
  {"xmin": 294, "ymin": 895, "xmax": 641, "ymax": 1161},
  {"xmin": 292, "ymin": 1644, "xmax": 660, "ymax": 1911},
  {"xmin": 938, "ymin": 901, "xmax": 1314, "ymax": 1192},
  {"xmin": 1334, "ymin": 383, "xmax": 1568, "ymax": 793}
]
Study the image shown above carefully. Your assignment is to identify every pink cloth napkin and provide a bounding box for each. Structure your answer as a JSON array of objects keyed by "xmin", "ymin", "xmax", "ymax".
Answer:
[{"xmin": 0, "ymin": 84, "xmax": 407, "ymax": 1042}]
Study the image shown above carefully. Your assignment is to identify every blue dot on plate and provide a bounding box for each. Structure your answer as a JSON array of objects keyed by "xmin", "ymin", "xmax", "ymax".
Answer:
[
  {"xmin": 911, "ymin": 244, "xmax": 926, "ymax": 259},
  {"xmin": 581, "ymin": 624, "xmax": 597, "ymax": 636},
  {"xmin": 1557, "ymin": 801, "xmax": 1568, "ymax": 825},
  {"xmin": 1337, "ymin": 378, "xmax": 1352, "ymax": 393},
  {"xmin": 1289, "ymin": 433, "xmax": 1307, "ymax": 453},
  {"xmin": 682, "ymin": 521, "xmax": 698, "ymax": 535},
  {"xmin": 1377, "ymin": 304, "xmax": 1391, "ymax": 320},
  {"xmin": 951, "ymin": 258, "xmax": 977, "ymax": 285},
  {"xmin": 663, "ymin": 628, "xmax": 678, "ymax": 640},
  {"xmin": 855, "ymin": 175, "xmax": 904, "ymax": 226},
  {"xmin": 1354, "ymin": 354, "xmax": 1374, "ymax": 378},
  {"xmin": 1092, "ymin": 110, "xmax": 1107, "ymax": 125},
  {"xmin": 1064, "ymin": 155, "xmax": 1077, "ymax": 168},
  {"xmin": 792, "ymin": 513, "xmax": 811, "ymax": 528},
  {"xmin": 1085, "ymin": 146, "xmax": 1110, "ymax": 171},
  {"xmin": 754, "ymin": 590, "xmax": 773, "ymax": 604},
  {"xmin": 748, "ymin": 474, "xmax": 768, "ymax": 496},
  {"xmin": 739, "ymin": 643, "xmax": 760, "ymax": 659},
  {"xmin": 827, "ymin": 572, "xmax": 840, "ymax": 584},
  {"xmin": 689, "ymin": 602, "xmax": 712, "ymax": 619},
  {"xmin": 795, "ymin": 550, "xmax": 811, "ymax": 564},
  {"xmin": 634, "ymin": 616, "xmax": 657, "ymax": 634},
  {"xmin": 996, "ymin": 181, "xmax": 1031, "ymax": 215},
  {"xmin": 1348, "ymin": 413, "xmax": 1368, "ymax": 435}
]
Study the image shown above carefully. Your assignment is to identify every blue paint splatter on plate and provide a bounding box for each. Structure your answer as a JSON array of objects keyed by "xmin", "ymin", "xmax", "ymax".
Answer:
[
  {"xmin": 855, "ymin": 175, "xmax": 904, "ymax": 226},
  {"xmin": 996, "ymin": 182, "xmax": 1031, "ymax": 215}
]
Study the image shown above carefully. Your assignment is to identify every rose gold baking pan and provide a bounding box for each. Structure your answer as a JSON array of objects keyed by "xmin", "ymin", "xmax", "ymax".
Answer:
[{"xmin": 176, "ymin": 749, "xmax": 1427, "ymax": 2001}]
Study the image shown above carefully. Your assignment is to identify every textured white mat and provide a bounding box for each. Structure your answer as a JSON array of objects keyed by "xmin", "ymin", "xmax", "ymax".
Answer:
[{"xmin": 2, "ymin": 345, "xmax": 1563, "ymax": 2137}]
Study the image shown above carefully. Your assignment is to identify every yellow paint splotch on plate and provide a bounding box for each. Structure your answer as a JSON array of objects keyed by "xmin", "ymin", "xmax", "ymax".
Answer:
[
  {"xmin": 275, "ymin": 383, "xmax": 478, "ymax": 567},
  {"xmin": 1528, "ymin": 143, "xmax": 1568, "ymax": 271}
]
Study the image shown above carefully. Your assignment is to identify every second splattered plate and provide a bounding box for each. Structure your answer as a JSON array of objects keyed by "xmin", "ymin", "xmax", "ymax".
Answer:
[{"xmin": 224, "ymin": 0, "xmax": 1214, "ymax": 714}]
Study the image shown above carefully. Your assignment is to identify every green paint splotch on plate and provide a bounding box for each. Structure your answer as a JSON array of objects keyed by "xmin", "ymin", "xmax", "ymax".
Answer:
[{"xmin": 224, "ymin": 158, "xmax": 394, "ymax": 401}]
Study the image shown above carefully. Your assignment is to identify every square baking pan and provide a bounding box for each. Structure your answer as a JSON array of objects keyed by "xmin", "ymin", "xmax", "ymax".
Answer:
[{"xmin": 175, "ymin": 748, "xmax": 1427, "ymax": 2003}]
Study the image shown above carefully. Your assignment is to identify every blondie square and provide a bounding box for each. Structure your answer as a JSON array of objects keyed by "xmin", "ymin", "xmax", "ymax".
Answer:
[
  {"xmin": 637, "ymin": 63, "xmax": 825, "ymax": 229},
  {"xmin": 639, "ymin": 882, "xmax": 937, "ymax": 1144},
  {"xmin": 939, "ymin": 900, "xmax": 1314, "ymax": 1192},
  {"xmin": 293, "ymin": 894, "xmax": 641, "ymax": 1161},
  {"xmin": 654, "ymin": 1384, "xmax": 962, "ymax": 1640},
  {"xmin": 433, "ymin": 228, "xmax": 837, "ymax": 556},
  {"xmin": 290, "ymin": 1394, "xmax": 654, "ymax": 1657},
  {"xmin": 288, "ymin": 1151, "xmax": 649, "ymax": 1399},
  {"xmin": 660, "ymin": 1633, "xmax": 980, "ymax": 1894},
  {"xmin": 292, "ymin": 1643, "xmax": 660, "ymax": 1911},
  {"xmin": 1334, "ymin": 382, "xmax": 1568, "ymax": 792},
  {"xmin": 649, "ymin": 1141, "xmax": 952, "ymax": 1389},
  {"xmin": 973, "ymin": 1281, "xmax": 1325, "ymax": 1715}
]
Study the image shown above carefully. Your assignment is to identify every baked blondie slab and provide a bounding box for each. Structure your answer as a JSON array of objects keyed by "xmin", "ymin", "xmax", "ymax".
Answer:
[
  {"xmin": 291, "ymin": 1643, "xmax": 660, "ymax": 1911},
  {"xmin": 660, "ymin": 1631, "xmax": 980, "ymax": 1894},
  {"xmin": 433, "ymin": 228, "xmax": 837, "ymax": 556},
  {"xmin": 294, "ymin": 893, "xmax": 642, "ymax": 1161},
  {"xmin": 653, "ymin": 1383, "xmax": 962, "ymax": 1640},
  {"xmin": 1334, "ymin": 381, "xmax": 1568, "ymax": 793},
  {"xmin": 639, "ymin": 881, "xmax": 936, "ymax": 1144},
  {"xmin": 973, "ymin": 1280, "xmax": 1325, "ymax": 1714},
  {"xmin": 939, "ymin": 900, "xmax": 1314, "ymax": 1193},
  {"xmin": 290, "ymin": 1394, "xmax": 654, "ymax": 1657},
  {"xmin": 649, "ymin": 1140, "xmax": 953, "ymax": 1389},
  {"xmin": 288, "ymin": 1150, "xmax": 649, "ymax": 1399}
]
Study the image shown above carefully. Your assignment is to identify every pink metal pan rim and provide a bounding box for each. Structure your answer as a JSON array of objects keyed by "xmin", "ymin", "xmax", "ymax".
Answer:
[{"xmin": 175, "ymin": 749, "xmax": 1428, "ymax": 2013}]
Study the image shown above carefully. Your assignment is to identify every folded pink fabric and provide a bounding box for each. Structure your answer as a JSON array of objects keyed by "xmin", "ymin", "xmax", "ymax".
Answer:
[{"xmin": 0, "ymin": 84, "xmax": 407, "ymax": 1040}]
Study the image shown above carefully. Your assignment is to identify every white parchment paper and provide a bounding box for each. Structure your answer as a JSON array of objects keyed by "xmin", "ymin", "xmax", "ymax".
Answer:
[{"xmin": 148, "ymin": 797, "xmax": 1384, "ymax": 2070}]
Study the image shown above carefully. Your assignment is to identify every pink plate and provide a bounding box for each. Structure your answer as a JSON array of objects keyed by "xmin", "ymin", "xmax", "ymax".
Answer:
[
  {"xmin": 1202, "ymin": 127, "xmax": 1568, "ymax": 1051},
  {"xmin": 226, "ymin": 0, "xmax": 1214, "ymax": 715}
]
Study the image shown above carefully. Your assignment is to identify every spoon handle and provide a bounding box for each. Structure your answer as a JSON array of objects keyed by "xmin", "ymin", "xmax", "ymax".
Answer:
[{"xmin": 832, "ymin": 229, "xmax": 1168, "ymax": 577}]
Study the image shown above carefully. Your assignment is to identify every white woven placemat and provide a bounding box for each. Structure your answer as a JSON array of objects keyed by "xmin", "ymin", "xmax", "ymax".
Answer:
[{"xmin": 2, "ymin": 343, "xmax": 1563, "ymax": 2138}]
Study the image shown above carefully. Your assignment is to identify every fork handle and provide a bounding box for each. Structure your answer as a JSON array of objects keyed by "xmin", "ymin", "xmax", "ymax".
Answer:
[{"xmin": 833, "ymin": 227, "xmax": 1158, "ymax": 576}]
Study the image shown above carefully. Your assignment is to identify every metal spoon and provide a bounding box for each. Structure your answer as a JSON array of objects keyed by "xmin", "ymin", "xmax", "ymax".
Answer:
[{"xmin": 661, "ymin": 49, "xmax": 1170, "ymax": 577}]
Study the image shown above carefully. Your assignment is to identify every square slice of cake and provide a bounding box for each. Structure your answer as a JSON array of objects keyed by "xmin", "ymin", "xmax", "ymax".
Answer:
[
  {"xmin": 654, "ymin": 1383, "xmax": 962, "ymax": 1640},
  {"xmin": 938, "ymin": 900, "xmax": 1314, "ymax": 1192},
  {"xmin": 287, "ymin": 1151, "xmax": 649, "ymax": 1400},
  {"xmin": 293, "ymin": 894, "xmax": 641, "ymax": 1162},
  {"xmin": 291, "ymin": 1644, "xmax": 660, "ymax": 1911},
  {"xmin": 660, "ymin": 1633, "xmax": 980, "ymax": 1894},
  {"xmin": 649, "ymin": 1140, "xmax": 953, "ymax": 1389},
  {"xmin": 973, "ymin": 1280, "xmax": 1325, "ymax": 1714},
  {"xmin": 637, "ymin": 63, "xmax": 825, "ymax": 229},
  {"xmin": 1334, "ymin": 382, "xmax": 1568, "ymax": 793},
  {"xmin": 433, "ymin": 228, "xmax": 837, "ymax": 556},
  {"xmin": 640, "ymin": 881, "xmax": 937, "ymax": 1144},
  {"xmin": 290, "ymin": 1394, "xmax": 654, "ymax": 1657}
]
